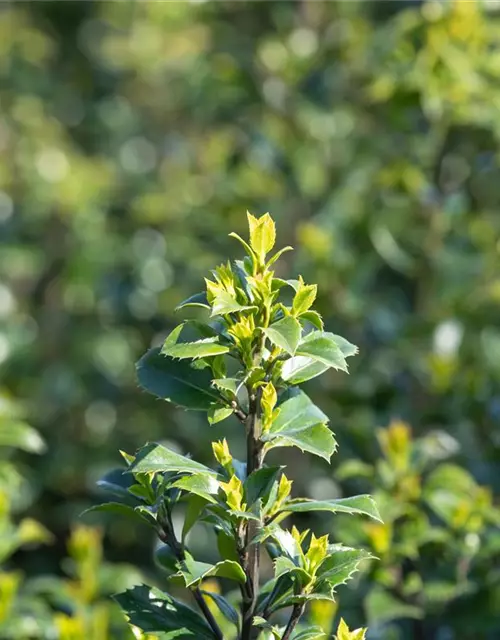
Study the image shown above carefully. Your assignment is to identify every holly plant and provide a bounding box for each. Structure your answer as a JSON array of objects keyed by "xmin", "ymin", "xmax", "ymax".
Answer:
[{"xmin": 93, "ymin": 213, "xmax": 381, "ymax": 639}]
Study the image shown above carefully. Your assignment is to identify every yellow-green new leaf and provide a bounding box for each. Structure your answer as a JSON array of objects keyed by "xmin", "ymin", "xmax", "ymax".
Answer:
[
  {"xmin": 247, "ymin": 212, "xmax": 276, "ymax": 260},
  {"xmin": 292, "ymin": 283, "xmax": 317, "ymax": 316},
  {"xmin": 336, "ymin": 618, "xmax": 367, "ymax": 640}
]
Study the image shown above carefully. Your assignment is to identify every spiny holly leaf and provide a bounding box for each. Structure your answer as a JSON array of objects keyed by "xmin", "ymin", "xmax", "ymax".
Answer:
[
  {"xmin": 292, "ymin": 283, "xmax": 317, "ymax": 316},
  {"xmin": 262, "ymin": 391, "xmax": 336, "ymax": 461},
  {"xmin": 300, "ymin": 310, "xmax": 324, "ymax": 330},
  {"xmin": 173, "ymin": 555, "xmax": 246, "ymax": 587},
  {"xmin": 264, "ymin": 316, "xmax": 302, "ymax": 355},
  {"xmin": 113, "ymin": 584, "xmax": 215, "ymax": 638},
  {"xmin": 127, "ymin": 443, "xmax": 218, "ymax": 477},
  {"xmin": 162, "ymin": 337, "xmax": 230, "ymax": 360},
  {"xmin": 211, "ymin": 377, "xmax": 242, "ymax": 396},
  {"xmin": 211, "ymin": 291, "xmax": 255, "ymax": 317},
  {"xmin": 295, "ymin": 332, "xmax": 349, "ymax": 372},
  {"xmin": 316, "ymin": 545, "xmax": 373, "ymax": 588},
  {"xmin": 137, "ymin": 348, "xmax": 221, "ymax": 410},
  {"xmin": 279, "ymin": 495, "xmax": 382, "ymax": 522},
  {"xmin": 329, "ymin": 334, "xmax": 358, "ymax": 358},
  {"xmin": 172, "ymin": 474, "xmax": 220, "ymax": 503}
]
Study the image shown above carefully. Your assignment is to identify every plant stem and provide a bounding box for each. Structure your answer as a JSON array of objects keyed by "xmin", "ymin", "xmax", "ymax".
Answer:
[
  {"xmin": 241, "ymin": 388, "xmax": 263, "ymax": 640},
  {"xmin": 192, "ymin": 589, "xmax": 224, "ymax": 640},
  {"xmin": 281, "ymin": 603, "xmax": 305, "ymax": 640},
  {"xmin": 160, "ymin": 508, "xmax": 224, "ymax": 640}
]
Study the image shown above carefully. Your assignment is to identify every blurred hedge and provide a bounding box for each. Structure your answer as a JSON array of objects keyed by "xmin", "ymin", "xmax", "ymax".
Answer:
[{"xmin": 1, "ymin": 1, "xmax": 500, "ymax": 638}]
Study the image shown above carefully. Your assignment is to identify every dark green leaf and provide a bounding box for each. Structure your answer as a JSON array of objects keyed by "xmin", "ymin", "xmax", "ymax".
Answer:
[
  {"xmin": 234, "ymin": 260, "xmax": 254, "ymax": 301},
  {"xmin": 244, "ymin": 466, "xmax": 283, "ymax": 506},
  {"xmin": 81, "ymin": 503, "xmax": 156, "ymax": 528},
  {"xmin": 262, "ymin": 391, "xmax": 336, "ymax": 461},
  {"xmin": 200, "ymin": 590, "xmax": 240, "ymax": 627},
  {"xmin": 207, "ymin": 405, "xmax": 234, "ymax": 425},
  {"xmin": 162, "ymin": 338, "xmax": 230, "ymax": 360},
  {"xmin": 154, "ymin": 544, "xmax": 179, "ymax": 574},
  {"xmin": 96, "ymin": 468, "xmax": 138, "ymax": 503},
  {"xmin": 280, "ymin": 495, "xmax": 382, "ymax": 522},
  {"xmin": 113, "ymin": 584, "xmax": 215, "ymax": 637},
  {"xmin": 316, "ymin": 545, "xmax": 373, "ymax": 587},
  {"xmin": 264, "ymin": 316, "xmax": 301, "ymax": 355},
  {"xmin": 174, "ymin": 555, "xmax": 246, "ymax": 587},
  {"xmin": 137, "ymin": 348, "xmax": 221, "ymax": 410},
  {"xmin": 183, "ymin": 495, "xmax": 210, "ymax": 541},
  {"xmin": 127, "ymin": 443, "xmax": 217, "ymax": 477},
  {"xmin": 176, "ymin": 292, "xmax": 210, "ymax": 311},
  {"xmin": 216, "ymin": 529, "xmax": 239, "ymax": 562},
  {"xmin": 274, "ymin": 556, "xmax": 311, "ymax": 586}
]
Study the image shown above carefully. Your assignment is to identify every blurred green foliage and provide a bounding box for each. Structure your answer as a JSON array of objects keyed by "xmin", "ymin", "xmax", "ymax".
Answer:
[
  {"xmin": 0, "ymin": 394, "xmax": 141, "ymax": 638},
  {"xmin": 1, "ymin": 0, "xmax": 500, "ymax": 637}
]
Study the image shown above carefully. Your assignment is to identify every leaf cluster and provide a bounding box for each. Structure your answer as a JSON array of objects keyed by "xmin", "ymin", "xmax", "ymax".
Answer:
[{"xmin": 94, "ymin": 215, "xmax": 379, "ymax": 639}]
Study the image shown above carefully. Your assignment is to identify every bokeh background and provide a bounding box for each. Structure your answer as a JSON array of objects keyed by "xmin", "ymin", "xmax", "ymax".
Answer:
[{"xmin": 1, "ymin": 1, "xmax": 500, "ymax": 638}]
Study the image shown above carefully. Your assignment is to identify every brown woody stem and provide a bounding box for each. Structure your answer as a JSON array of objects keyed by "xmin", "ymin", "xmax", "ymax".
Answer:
[
  {"xmin": 241, "ymin": 387, "xmax": 264, "ymax": 640},
  {"xmin": 281, "ymin": 603, "xmax": 305, "ymax": 640}
]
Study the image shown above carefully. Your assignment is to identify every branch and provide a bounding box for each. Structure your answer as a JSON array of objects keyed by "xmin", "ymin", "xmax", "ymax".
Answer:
[
  {"xmin": 281, "ymin": 602, "xmax": 305, "ymax": 640},
  {"xmin": 159, "ymin": 507, "xmax": 224, "ymax": 640},
  {"xmin": 192, "ymin": 589, "xmax": 224, "ymax": 640},
  {"xmin": 241, "ymin": 387, "xmax": 264, "ymax": 640},
  {"xmin": 231, "ymin": 399, "xmax": 248, "ymax": 423}
]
